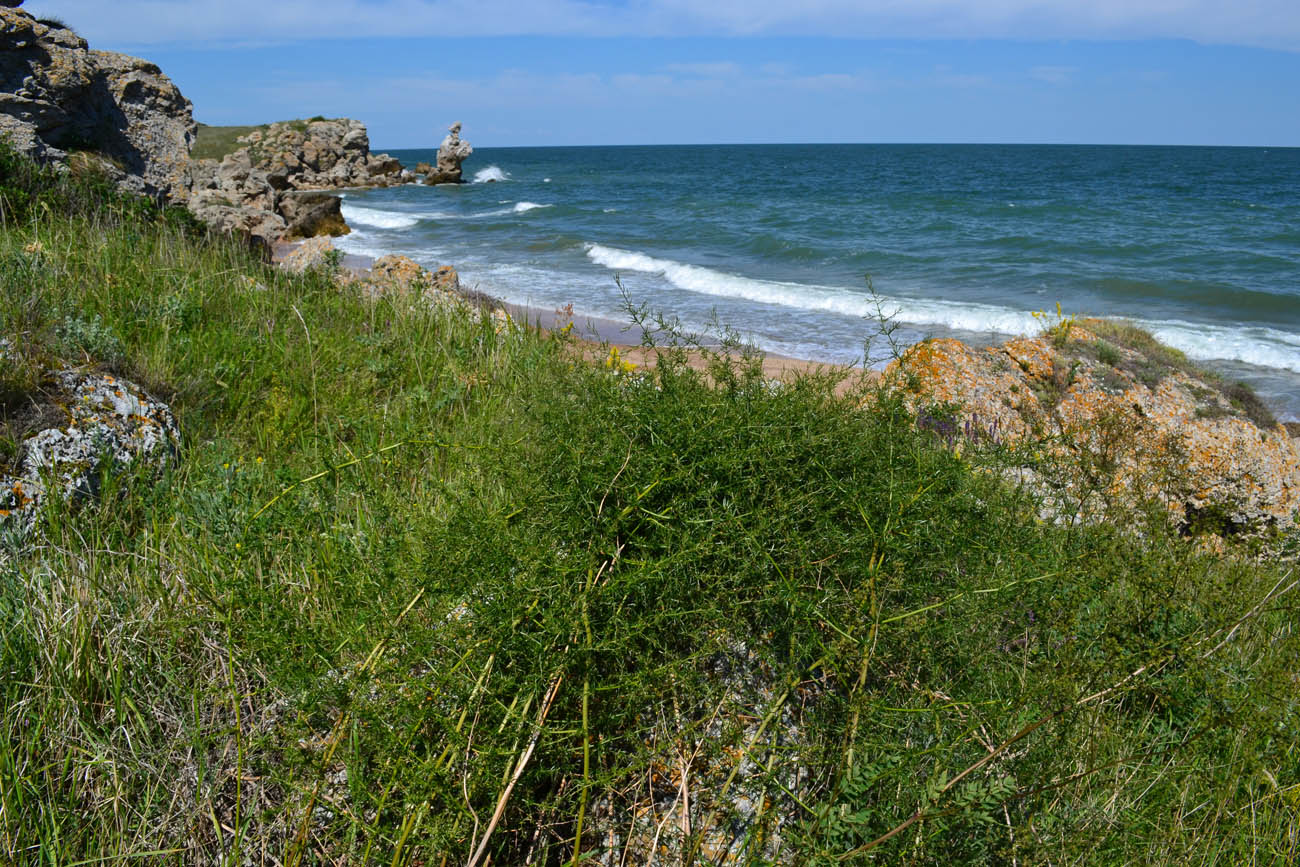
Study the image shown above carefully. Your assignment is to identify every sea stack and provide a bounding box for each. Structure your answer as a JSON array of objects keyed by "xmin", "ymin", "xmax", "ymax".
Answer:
[{"xmin": 422, "ymin": 121, "xmax": 473, "ymax": 184}]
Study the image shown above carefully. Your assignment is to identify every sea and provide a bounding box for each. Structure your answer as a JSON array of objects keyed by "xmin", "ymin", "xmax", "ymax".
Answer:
[{"xmin": 333, "ymin": 144, "xmax": 1300, "ymax": 421}]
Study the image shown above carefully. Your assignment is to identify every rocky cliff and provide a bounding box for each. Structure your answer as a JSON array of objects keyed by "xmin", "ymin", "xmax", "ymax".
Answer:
[
  {"xmin": 0, "ymin": 6, "xmax": 408, "ymax": 248},
  {"xmin": 185, "ymin": 119, "xmax": 409, "ymax": 249},
  {"xmin": 887, "ymin": 319, "xmax": 1300, "ymax": 537},
  {"xmin": 0, "ymin": 5, "xmax": 195, "ymax": 200},
  {"xmin": 234, "ymin": 118, "xmax": 405, "ymax": 190}
]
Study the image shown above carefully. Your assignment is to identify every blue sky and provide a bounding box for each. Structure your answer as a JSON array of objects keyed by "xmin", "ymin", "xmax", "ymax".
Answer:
[{"xmin": 23, "ymin": 1, "xmax": 1300, "ymax": 148}]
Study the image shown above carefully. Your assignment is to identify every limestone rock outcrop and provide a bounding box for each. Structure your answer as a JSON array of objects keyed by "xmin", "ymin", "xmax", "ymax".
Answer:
[
  {"xmin": 365, "ymin": 255, "xmax": 482, "ymax": 315},
  {"xmin": 1, "ymin": 367, "xmax": 180, "ymax": 542},
  {"xmin": 184, "ymin": 118, "xmax": 408, "ymax": 247},
  {"xmin": 183, "ymin": 149, "xmax": 285, "ymax": 251},
  {"xmin": 0, "ymin": 5, "xmax": 195, "ymax": 200},
  {"xmin": 887, "ymin": 322, "xmax": 1300, "ymax": 534},
  {"xmin": 284, "ymin": 240, "xmax": 507, "ymax": 328},
  {"xmin": 237, "ymin": 118, "xmax": 404, "ymax": 190},
  {"xmin": 422, "ymin": 121, "xmax": 472, "ymax": 184}
]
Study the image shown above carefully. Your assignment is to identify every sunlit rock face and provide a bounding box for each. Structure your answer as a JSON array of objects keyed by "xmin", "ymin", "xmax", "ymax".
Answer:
[
  {"xmin": 887, "ymin": 323, "xmax": 1300, "ymax": 534},
  {"xmin": 0, "ymin": 5, "xmax": 196, "ymax": 200}
]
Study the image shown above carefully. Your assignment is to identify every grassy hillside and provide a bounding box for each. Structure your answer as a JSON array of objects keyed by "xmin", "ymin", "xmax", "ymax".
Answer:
[{"xmin": 1, "ymin": 141, "xmax": 1298, "ymax": 864}]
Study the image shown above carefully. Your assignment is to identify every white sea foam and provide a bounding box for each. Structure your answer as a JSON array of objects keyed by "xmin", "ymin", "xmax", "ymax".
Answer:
[
  {"xmin": 585, "ymin": 243, "xmax": 1038, "ymax": 332},
  {"xmin": 1148, "ymin": 322, "xmax": 1300, "ymax": 373},
  {"xmin": 513, "ymin": 201, "xmax": 551, "ymax": 213},
  {"xmin": 584, "ymin": 243, "xmax": 1300, "ymax": 373},
  {"xmin": 332, "ymin": 233, "xmax": 394, "ymax": 260},
  {"xmin": 473, "ymin": 165, "xmax": 509, "ymax": 183},
  {"xmin": 340, "ymin": 203, "xmax": 420, "ymax": 230}
]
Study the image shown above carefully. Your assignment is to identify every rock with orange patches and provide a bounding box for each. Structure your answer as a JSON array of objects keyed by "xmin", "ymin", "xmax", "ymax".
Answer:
[
  {"xmin": 887, "ymin": 331, "xmax": 1300, "ymax": 533},
  {"xmin": 1002, "ymin": 335, "xmax": 1056, "ymax": 380}
]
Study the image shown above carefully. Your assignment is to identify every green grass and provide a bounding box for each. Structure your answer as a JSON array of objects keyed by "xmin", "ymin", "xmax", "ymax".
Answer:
[
  {"xmin": 1, "ymin": 141, "xmax": 1298, "ymax": 864},
  {"xmin": 1080, "ymin": 318, "xmax": 1278, "ymax": 430},
  {"xmin": 191, "ymin": 123, "xmax": 267, "ymax": 161}
]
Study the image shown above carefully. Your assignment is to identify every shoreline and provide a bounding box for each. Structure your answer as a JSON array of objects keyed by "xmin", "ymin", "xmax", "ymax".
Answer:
[
  {"xmin": 273, "ymin": 239, "xmax": 867, "ymax": 390},
  {"xmin": 273, "ymin": 239, "xmax": 1298, "ymax": 428}
]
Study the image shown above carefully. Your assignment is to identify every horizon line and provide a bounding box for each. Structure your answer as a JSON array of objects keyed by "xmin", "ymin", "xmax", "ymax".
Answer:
[{"xmin": 371, "ymin": 140, "xmax": 1300, "ymax": 150}]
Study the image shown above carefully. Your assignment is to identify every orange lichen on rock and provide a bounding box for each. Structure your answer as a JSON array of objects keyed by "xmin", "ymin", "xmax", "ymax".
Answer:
[{"xmin": 887, "ymin": 330, "xmax": 1300, "ymax": 533}]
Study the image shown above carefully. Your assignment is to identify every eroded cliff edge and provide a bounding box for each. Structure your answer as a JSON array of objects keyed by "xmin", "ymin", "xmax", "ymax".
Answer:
[{"xmin": 0, "ymin": 5, "xmax": 194, "ymax": 200}]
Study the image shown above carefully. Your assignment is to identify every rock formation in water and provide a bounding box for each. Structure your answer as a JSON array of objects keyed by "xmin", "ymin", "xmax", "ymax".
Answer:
[
  {"xmin": 887, "ymin": 321, "xmax": 1300, "ymax": 537},
  {"xmin": 422, "ymin": 121, "xmax": 472, "ymax": 184},
  {"xmin": 0, "ymin": 5, "xmax": 195, "ymax": 200}
]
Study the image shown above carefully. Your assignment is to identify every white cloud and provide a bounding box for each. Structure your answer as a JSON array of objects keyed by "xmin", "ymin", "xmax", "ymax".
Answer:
[{"xmin": 22, "ymin": 0, "xmax": 1300, "ymax": 50}]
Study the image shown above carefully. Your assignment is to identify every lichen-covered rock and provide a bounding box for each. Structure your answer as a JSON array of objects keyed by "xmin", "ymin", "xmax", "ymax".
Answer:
[
  {"xmin": 887, "ymin": 324, "xmax": 1300, "ymax": 533},
  {"xmin": 0, "ymin": 5, "xmax": 195, "ymax": 200},
  {"xmin": 279, "ymin": 235, "xmax": 341, "ymax": 275},
  {"xmin": 365, "ymin": 254, "xmax": 434, "ymax": 300},
  {"xmin": 0, "ymin": 368, "xmax": 179, "ymax": 541},
  {"xmin": 363, "ymin": 255, "xmax": 508, "ymax": 328}
]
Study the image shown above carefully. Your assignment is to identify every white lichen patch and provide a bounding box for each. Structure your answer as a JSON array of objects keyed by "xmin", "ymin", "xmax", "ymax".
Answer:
[{"xmin": 0, "ymin": 368, "xmax": 180, "ymax": 543}]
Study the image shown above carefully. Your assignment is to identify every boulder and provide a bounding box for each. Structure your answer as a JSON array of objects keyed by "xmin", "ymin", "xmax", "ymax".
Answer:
[
  {"xmin": 279, "ymin": 235, "xmax": 341, "ymax": 275},
  {"xmin": 365, "ymin": 254, "xmax": 435, "ymax": 299},
  {"xmin": 365, "ymin": 152, "xmax": 403, "ymax": 179},
  {"xmin": 362, "ymin": 256, "xmax": 509, "ymax": 331},
  {"xmin": 186, "ymin": 193, "xmax": 285, "ymax": 256},
  {"xmin": 887, "ymin": 322, "xmax": 1300, "ymax": 534},
  {"xmin": 0, "ymin": 5, "xmax": 195, "ymax": 200},
  {"xmin": 423, "ymin": 121, "xmax": 472, "ymax": 184},
  {"xmin": 278, "ymin": 190, "xmax": 349, "ymax": 239},
  {"xmin": 1, "ymin": 368, "xmax": 180, "ymax": 542},
  {"xmin": 365, "ymin": 255, "xmax": 465, "ymax": 303}
]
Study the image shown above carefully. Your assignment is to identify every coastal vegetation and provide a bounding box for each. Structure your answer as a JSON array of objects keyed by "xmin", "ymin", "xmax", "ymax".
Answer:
[{"xmin": 2, "ymin": 144, "xmax": 1299, "ymax": 863}]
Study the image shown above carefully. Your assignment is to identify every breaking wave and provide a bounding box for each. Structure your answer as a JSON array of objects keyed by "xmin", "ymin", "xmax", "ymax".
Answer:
[
  {"xmin": 340, "ymin": 203, "xmax": 420, "ymax": 230},
  {"xmin": 472, "ymin": 165, "xmax": 509, "ymax": 183},
  {"xmin": 584, "ymin": 243, "xmax": 1300, "ymax": 372}
]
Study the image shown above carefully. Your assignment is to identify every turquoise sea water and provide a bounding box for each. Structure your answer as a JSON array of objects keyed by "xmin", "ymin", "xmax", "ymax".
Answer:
[{"xmin": 335, "ymin": 144, "xmax": 1300, "ymax": 420}]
